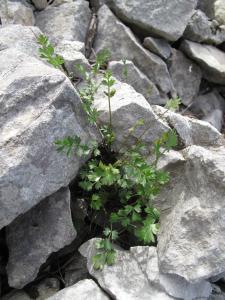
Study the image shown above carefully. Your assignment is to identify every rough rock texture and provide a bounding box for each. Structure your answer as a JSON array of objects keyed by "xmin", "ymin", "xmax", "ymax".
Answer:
[
  {"xmin": 153, "ymin": 106, "xmax": 222, "ymax": 147},
  {"xmin": 181, "ymin": 40, "xmax": 225, "ymax": 85},
  {"xmin": 55, "ymin": 41, "xmax": 91, "ymax": 79},
  {"xmin": 184, "ymin": 10, "xmax": 225, "ymax": 45},
  {"xmin": 0, "ymin": 0, "xmax": 34, "ymax": 26},
  {"xmin": 108, "ymin": 0, "xmax": 197, "ymax": 41},
  {"xmin": 199, "ymin": 0, "xmax": 225, "ymax": 26},
  {"xmin": 35, "ymin": 1, "xmax": 91, "ymax": 44},
  {"xmin": 168, "ymin": 49, "xmax": 202, "ymax": 106},
  {"xmin": 79, "ymin": 239, "xmax": 173, "ymax": 300},
  {"xmin": 32, "ymin": 0, "xmax": 50, "ymax": 10},
  {"xmin": 157, "ymin": 145, "xmax": 225, "ymax": 283},
  {"xmin": 108, "ymin": 60, "xmax": 165, "ymax": 104},
  {"xmin": 191, "ymin": 91, "xmax": 225, "ymax": 131},
  {"xmin": 143, "ymin": 37, "xmax": 172, "ymax": 60},
  {"xmin": 2, "ymin": 291, "xmax": 31, "ymax": 300},
  {"xmin": 0, "ymin": 48, "xmax": 99, "ymax": 229},
  {"xmin": 35, "ymin": 278, "xmax": 61, "ymax": 299},
  {"xmin": 47, "ymin": 279, "xmax": 110, "ymax": 300},
  {"xmin": 95, "ymin": 5, "xmax": 175, "ymax": 97},
  {"xmin": 130, "ymin": 246, "xmax": 212, "ymax": 299},
  {"xmin": 0, "ymin": 25, "xmax": 41, "ymax": 57},
  {"xmin": 6, "ymin": 187, "xmax": 76, "ymax": 288},
  {"xmin": 94, "ymin": 79, "xmax": 170, "ymax": 149}
]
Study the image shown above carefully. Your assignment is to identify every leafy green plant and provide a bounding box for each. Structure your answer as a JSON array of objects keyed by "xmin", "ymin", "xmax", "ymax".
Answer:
[
  {"xmin": 37, "ymin": 34, "xmax": 64, "ymax": 69},
  {"xmin": 37, "ymin": 34, "xmax": 179, "ymax": 270}
]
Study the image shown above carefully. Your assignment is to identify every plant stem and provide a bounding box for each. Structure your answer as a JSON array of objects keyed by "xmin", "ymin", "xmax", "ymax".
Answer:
[{"xmin": 108, "ymin": 84, "xmax": 112, "ymax": 129}]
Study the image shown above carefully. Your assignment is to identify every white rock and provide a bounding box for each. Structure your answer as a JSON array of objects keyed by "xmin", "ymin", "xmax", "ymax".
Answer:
[
  {"xmin": 0, "ymin": 0, "xmax": 34, "ymax": 26},
  {"xmin": 47, "ymin": 279, "xmax": 110, "ymax": 300},
  {"xmin": 35, "ymin": 1, "xmax": 91, "ymax": 44}
]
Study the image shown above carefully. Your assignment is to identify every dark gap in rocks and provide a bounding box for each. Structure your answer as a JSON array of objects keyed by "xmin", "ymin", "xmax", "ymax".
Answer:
[
  {"xmin": 171, "ymin": 37, "xmax": 183, "ymax": 50},
  {"xmin": 0, "ymin": 228, "xmax": 11, "ymax": 297}
]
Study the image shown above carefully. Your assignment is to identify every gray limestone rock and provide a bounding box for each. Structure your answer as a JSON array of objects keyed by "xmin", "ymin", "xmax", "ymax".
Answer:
[{"xmin": 143, "ymin": 37, "xmax": 172, "ymax": 60}]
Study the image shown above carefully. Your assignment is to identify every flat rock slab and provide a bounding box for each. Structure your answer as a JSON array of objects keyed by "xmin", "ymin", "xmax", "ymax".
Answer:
[
  {"xmin": 6, "ymin": 187, "xmax": 76, "ymax": 288},
  {"xmin": 181, "ymin": 40, "xmax": 225, "ymax": 85},
  {"xmin": 108, "ymin": 0, "xmax": 197, "ymax": 41},
  {"xmin": 35, "ymin": 1, "xmax": 91, "ymax": 44},
  {"xmin": 47, "ymin": 279, "xmax": 110, "ymax": 300},
  {"xmin": 95, "ymin": 5, "xmax": 174, "ymax": 96},
  {"xmin": 0, "ymin": 48, "xmax": 99, "ymax": 229}
]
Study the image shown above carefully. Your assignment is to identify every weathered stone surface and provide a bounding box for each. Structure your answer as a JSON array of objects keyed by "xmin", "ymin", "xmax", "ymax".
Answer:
[
  {"xmin": 6, "ymin": 187, "xmax": 76, "ymax": 288},
  {"xmin": 35, "ymin": 1, "xmax": 91, "ymax": 44},
  {"xmin": 32, "ymin": 0, "xmax": 49, "ymax": 10},
  {"xmin": 168, "ymin": 49, "xmax": 202, "ymax": 106},
  {"xmin": 79, "ymin": 239, "xmax": 173, "ymax": 300},
  {"xmin": 35, "ymin": 278, "xmax": 60, "ymax": 299},
  {"xmin": 0, "ymin": 48, "xmax": 99, "ymax": 229},
  {"xmin": 108, "ymin": 60, "xmax": 166, "ymax": 104},
  {"xmin": 181, "ymin": 40, "xmax": 225, "ymax": 85},
  {"xmin": 108, "ymin": 0, "xmax": 197, "ymax": 41},
  {"xmin": 191, "ymin": 91, "xmax": 225, "ymax": 132},
  {"xmin": 0, "ymin": 0, "xmax": 34, "ymax": 26},
  {"xmin": 157, "ymin": 145, "xmax": 225, "ymax": 283},
  {"xmin": 94, "ymin": 79, "xmax": 170, "ymax": 149},
  {"xmin": 143, "ymin": 37, "xmax": 172, "ymax": 60},
  {"xmin": 153, "ymin": 105, "xmax": 222, "ymax": 147},
  {"xmin": 184, "ymin": 10, "xmax": 225, "ymax": 45},
  {"xmin": 56, "ymin": 41, "xmax": 91, "ymax": 79},
  {"xmin": 47, "ymin": 279, "xmax": 110, "ymax": 300},
  {"xmin": 130, "ymin": 246, "xmax": 212, "ymax": 299},
  {"xmin": 0, "ymin": 25, "xmax": 41, "ymax": 57},
  {"xmin": 95, "ymin": 5, "xmax": 175, "ymax": 96}
]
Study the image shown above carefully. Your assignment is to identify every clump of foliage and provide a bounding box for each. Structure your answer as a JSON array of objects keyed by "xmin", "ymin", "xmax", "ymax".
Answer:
[{"xmin": 38, "ymin": 35, "xmax": 179, "ymax": 270}]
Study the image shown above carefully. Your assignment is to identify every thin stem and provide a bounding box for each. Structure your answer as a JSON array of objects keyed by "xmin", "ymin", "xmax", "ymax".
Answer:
[{"xmin": 108, "ymin": 83, "xmax": 112, "ymax": 129}]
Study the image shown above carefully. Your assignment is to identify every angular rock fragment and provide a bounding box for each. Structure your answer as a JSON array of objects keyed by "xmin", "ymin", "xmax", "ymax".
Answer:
[
  {"xmin": 56, "ymin": 41, "xmax": 91, "ymax": 79},
  {"xmin": 94, "ymin": 79, "xmax": 170, "ymax": 149},
  {"xmin": 157, "ymin": 145, "xmax": 225, "ymax": 283},
  {"xmin": 47, "ymin": 279, "xmax": 110, "ymax": 300},
  {"xmin": 0, "ymin": 48, "xmax": 99, "ymax": 229},
  {"xmin": 6, "ymin": 187, "xmax": 76, "ymax": 288},
  {"xmin": 0, "ymin": 0, "xmax": 34, "ymax": 26},
  {"xmin": 184, "ymin": 10, "xmax": 225, "ymax": 45},
  {"xmin": 108, "ymin": 60, "xmax": 166, "ymax": 104},
  {"xmin": 95, "ymin": 5, "xmax": 175, "ymax": 96},
  {"xmin": 181, "ymin": 40, "xmax": 225, "ymax": 85},
  {"xmin": 108, "ymin": 0, "xmax": 197, "ymax": 41},
  {"xmin": 143, "ymin": 37, "xmax": 172, "ymax": 60},
  {"xmin": 153, "ymin": 105, "xmax": 222, "ymax": 147},
  {"xmin": 35, "ymin": 1, "xmax": 91, "ymax": 44},
  {"xmin": 168, "ymin": 49, "xmax": 202, "ymax": 106}
]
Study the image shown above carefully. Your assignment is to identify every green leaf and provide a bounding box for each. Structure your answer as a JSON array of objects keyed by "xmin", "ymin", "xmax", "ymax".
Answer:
[
  {"xmin": 91, "ymin": 194, "xmax": 103, "ymax": 210},
  {"xmin": 135, "ymin": 217, "xmax": 160, "ymax": 244},
  {"xmin": 165, "ymin": 97, "xmax": 181, "ymax": 112},
  {"xmin": 106, "ymin": 250, "xmax": 116, "ymax": 265},
  {"xmin": 92, "ymin": 253, "xmax": 106, "ymax": 270}
]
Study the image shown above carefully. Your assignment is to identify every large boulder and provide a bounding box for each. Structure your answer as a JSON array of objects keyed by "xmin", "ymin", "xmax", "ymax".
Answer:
[
  {"xmin": 157, "ymin": 144, "xmax": 225, "ymax": 283},
  {"xmin": 0, "ymin": 48, "xmax": 99, "ymax": 229},
  {"xmin": 35, "ymin": 1, "xmax": 91, "ymax": 44},
  {"xmin": 0, "ymin": 0, "xmax": 34, "ymax": 26},
  {"xmin": 108, "ymin": 60, "xmax": 165, "ymax": 104},
  {"xmin": 79, "ymin": 239, "xmax": 212, "ymax": 299},
  {"xmin": 108, "ymin": 0, "xmax": 197, "ymax": 41},
  {"xmin": 181, "ymin": 40, "xmax": 225, "ymax": 85},
  {"xmin": 47, "ymin": 279, "xmax": 110, "ymax": 300},
  {"xmin": 168, "ymin": 49, "xmax": 202, "ymax": 106},
  {"xmin": 6, "ymin": 187, "xmax": 76, "ymax": 288},
  {"xmin": 95, "ymin": 5, "xmax": 175, "ymax": 97}
]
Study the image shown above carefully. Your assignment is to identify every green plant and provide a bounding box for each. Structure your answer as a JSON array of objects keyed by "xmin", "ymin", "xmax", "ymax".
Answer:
[
  {"xmin": 37, "ymin": 35, "xmax": 64, "ymax": 69},
  {"xmin": 37, "ymin": 35, "xmax": 179, "ymax": 270}
]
